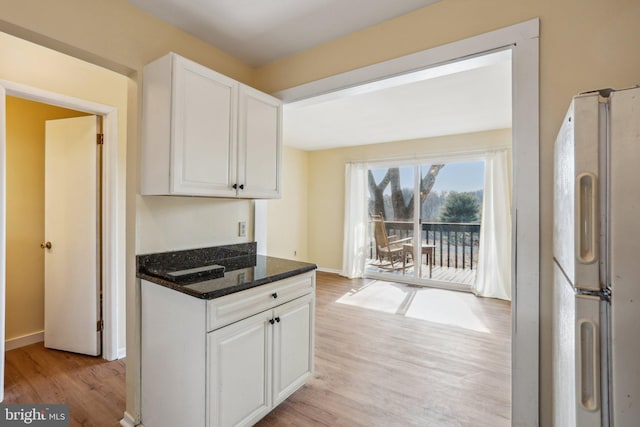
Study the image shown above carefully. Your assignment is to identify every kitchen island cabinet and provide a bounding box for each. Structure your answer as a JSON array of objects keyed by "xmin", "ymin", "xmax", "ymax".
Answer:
[{"xmin": 139, "ymin": 245, "xmax": 315, "ymax": 427}]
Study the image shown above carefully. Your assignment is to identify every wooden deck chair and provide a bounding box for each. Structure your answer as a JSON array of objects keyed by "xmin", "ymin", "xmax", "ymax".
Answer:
[{"xmin": 370, "ymin": 214, "xmax": 413, "ymax": 271}]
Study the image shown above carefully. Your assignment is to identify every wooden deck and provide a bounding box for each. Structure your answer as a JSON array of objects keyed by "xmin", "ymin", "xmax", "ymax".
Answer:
[
  {"xmin": 367, "ymin": 261, "xmax": 477, "ymax": 286},
  {"xmin": 423, "ymin": 265, "xmax": 477, "ymax": 285}
]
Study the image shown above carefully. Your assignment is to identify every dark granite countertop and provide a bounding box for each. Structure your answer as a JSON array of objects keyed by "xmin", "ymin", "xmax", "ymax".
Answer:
[{"xmin": 137, "ymin": 243, "xmax": 317, "ymax": 299}]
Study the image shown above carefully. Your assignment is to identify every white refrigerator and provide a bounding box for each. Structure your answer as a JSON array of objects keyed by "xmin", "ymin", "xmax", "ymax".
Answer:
[{"xmin": 553, "ymin": 86, "xmax": 640, "ymax": 426}]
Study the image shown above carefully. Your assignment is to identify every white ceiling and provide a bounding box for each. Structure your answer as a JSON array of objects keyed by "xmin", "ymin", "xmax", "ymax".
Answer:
[
  {"xmin": 127, "ymin": 0, "xmax": 440, "ymax": 67},
  {"xmin": 284, "ymin": 50, "xmax": 512, "ymax": 151},
  {"xmin": 127, "ymin": 0, "xmax": 511, "ymax": 151}
]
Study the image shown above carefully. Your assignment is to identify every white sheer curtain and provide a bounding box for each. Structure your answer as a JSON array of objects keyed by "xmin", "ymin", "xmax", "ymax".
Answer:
[
  {"xmin": 474, "ymin": 149, "xmax": 512, "ymax": 300},
  {"xmin": 341, "ymin": 162, "xmax": 368, "ymax": 278}
]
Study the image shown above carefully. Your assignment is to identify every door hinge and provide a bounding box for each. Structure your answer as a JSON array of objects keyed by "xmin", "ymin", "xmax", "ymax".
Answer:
[
  {"xmin": 97, "ymin": 320, "xmax": 104, "ymax": 331},
  {"xmin": 97, "ymin": 133, "xmax": 104, "ymax": 145}
]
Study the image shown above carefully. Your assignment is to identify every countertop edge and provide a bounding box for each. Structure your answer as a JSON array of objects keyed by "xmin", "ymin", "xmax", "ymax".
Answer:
[{"xmin": 138, "ymin": 263, "xmax": 318, "ymax": 300}]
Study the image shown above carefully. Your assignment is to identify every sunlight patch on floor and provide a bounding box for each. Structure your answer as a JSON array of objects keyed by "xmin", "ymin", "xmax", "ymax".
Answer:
[
  {"xmin": 336, "ymin": 281, "xmax": 408, "ymax": 314},
  {"xmin": 336, "ymin": 280, "xmax": 491, "ymax": 333},
  {"xmin": 405, "ymin": 288, "xmax": 490, "ymax": 333}
]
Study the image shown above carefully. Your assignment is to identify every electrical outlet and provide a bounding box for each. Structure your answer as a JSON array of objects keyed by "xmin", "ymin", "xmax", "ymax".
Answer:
[{"xmin": 238, "ymin": 221, "xmax": 247, "ymax": 237}]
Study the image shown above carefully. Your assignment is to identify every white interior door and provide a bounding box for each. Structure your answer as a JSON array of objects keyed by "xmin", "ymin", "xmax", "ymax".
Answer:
[{"xmin": 44, "ymin": 115, "xmax": 100, "ymax": 356}]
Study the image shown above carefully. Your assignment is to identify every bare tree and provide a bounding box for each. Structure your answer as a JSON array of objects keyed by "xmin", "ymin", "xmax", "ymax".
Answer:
[
  {"xmin": 368, "ymin": 169, "xmax": 390, "ymax": 217},
  {"xmin": 368, "ymin": 165, "xmax": 444, "ymax": 219}
]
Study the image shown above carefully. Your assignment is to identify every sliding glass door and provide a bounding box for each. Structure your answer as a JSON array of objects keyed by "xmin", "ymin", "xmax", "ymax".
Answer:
[
  {"xmin": 365, "ymin": 159, "xmax": 485, "ymax": 290},
  {"xmin": 368, "ymin": 165, "xmax": 416, "ymax": 274}
]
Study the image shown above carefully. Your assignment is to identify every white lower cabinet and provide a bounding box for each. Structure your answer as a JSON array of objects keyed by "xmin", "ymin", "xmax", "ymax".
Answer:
[
  {"xmin": 208, "ymin": 293, "xmax": 314, "ymax": 427},
  {"xmin": 141, "ymin": 271, "xmax": 315, "ymax": 427},
  {"xmin": 272, "ymin": 294, "xmax": 314, "ymax": 406},
  {"xmin": 207, "ymin": 310, "xmax": 272, "ymax": 427}
]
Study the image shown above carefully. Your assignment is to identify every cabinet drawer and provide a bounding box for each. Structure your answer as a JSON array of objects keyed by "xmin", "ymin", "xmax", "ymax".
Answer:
[{"xmin": 207, "ymin": 272, "xmax": 314, "ymax": 331}]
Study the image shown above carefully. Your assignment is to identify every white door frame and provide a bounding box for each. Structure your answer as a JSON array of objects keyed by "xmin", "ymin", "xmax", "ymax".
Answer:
[
  {"xmin": 0, "ymin": 80, "xmax": 120, "ymax": 366},
  {"xmin": 275, "ymin": 19, "xmax": 540, "ymax": 425}
]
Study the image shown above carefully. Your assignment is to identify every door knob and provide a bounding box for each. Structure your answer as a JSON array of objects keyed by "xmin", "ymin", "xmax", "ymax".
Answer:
[{"xmin": 40, "ymin": 241, "xmax": 52, "ymax": 249}]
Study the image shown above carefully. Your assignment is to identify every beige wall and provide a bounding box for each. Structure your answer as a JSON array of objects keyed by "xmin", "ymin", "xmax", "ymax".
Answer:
[
  {"xmin": 5, "ymin": 96, "xmax": 88, "ymax": 341},
  {"xmin": 0, "ymin": 1, "xmax": 257, "ymax": 421},
  {"xmin": 302, "ymin": 129, "xmax": 511, "ymax": 270},
  {"xmin": 257, "ymin": 1, "xmax": 640, "ymax": 424},
  {"xmin": 1, "ymin": 0, "xmax": 638, "ymax": 424},
  {"xmin": 0, "ymin": 0, "xmax": 257, "ymax": 255},
  {"xmin": 0, "ymin": 31, "xmax": 129, "ymax": 352},
  {"xmin": 267, "ymin": 146, "xmax": 310, "ymax": 261},
  {"xmin": 0, "ymin": 0, "xmax": 253, "ymax": 83},
  {"xmin": 136, "ymin": 197, "xmax": 253, "ymax": 254}
]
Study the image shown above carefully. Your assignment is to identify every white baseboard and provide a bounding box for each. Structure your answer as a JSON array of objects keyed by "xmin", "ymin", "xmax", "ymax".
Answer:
[
  {"xmin": 317, "ymin": 267, "xmax": 341, "ymax": 275},
  {"xmin": 5, "ymin": 331, "xmax": 44, "ymax": 351},
  {"xmin": 120, "ymin": 412, "xmax": 138, "ymax": 427},
  {"xmin": 117, "ymin": 347, "xmax": 127, "ymax": 359}
]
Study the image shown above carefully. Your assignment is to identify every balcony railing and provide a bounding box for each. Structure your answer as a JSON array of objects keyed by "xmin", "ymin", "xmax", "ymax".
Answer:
[{"xmin": 371, "ymin": 220, "xmax": 481, "ymax": 271}]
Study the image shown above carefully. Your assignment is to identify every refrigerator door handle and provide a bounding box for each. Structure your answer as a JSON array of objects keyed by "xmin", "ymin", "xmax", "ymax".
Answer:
[
  {"xmin": 575, "ymin": 172, "xmax": 598, "ymax": 264},
  {"xmin": 577, "ymin": 318, "xmax": 600, "ymax": 412}
]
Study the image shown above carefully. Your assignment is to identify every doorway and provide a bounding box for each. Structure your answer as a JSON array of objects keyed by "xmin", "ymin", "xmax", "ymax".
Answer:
[
  {"xmin": 5, "ymin": 97, "xmax": 98, "ymax": 354},
  {"xmin": 276, "ymin": 19, "xmax": 539, "ymax": 425},
  {"xmin": 0, "ymin": 81, "xmax": 121, "ymax": 400}
]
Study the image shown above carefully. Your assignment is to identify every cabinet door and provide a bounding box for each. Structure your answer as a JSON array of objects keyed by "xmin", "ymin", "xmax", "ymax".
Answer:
[
  {"xmin": 208, "ymin": 310, "xmax": 272, "ymax": 427},
  {"xmin": 172, "ymin": 56, "xmax": 238, "ymax": 196},
  {"xmin": 272, "ymin": 293, "xmax": 315, "ymax": 405},
  {"xmin": 237, "ymin": 85, "xmax": 282, "ymax": 199}
]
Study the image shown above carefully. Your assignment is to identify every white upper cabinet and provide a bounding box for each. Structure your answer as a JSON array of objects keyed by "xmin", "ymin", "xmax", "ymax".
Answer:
[
  {"xmin": 141, "ymin": 53, "xmax": 282, "ymax": 198},
  {"xmin": 238, "ymin": 85, "xmax": 282, "ymax": 199}
]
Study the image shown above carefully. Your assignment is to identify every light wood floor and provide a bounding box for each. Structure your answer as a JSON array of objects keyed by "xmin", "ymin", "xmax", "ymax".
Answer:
[
  {"xmin": 257, "ymin": 272, "xmax": 511, "ymax": 427},
  {"xmin": 3, "ymin": 342, "xmax": 125, "ymax": 426},
  {"xmin": 3, "ymin": 272, "xmax": 510, "ymax": 426}
]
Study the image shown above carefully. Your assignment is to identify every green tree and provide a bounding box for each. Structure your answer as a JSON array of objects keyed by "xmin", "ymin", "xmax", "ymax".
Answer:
[{"xmin": 439, "ymin": 192, "xmax": 480, "ymax": 223}]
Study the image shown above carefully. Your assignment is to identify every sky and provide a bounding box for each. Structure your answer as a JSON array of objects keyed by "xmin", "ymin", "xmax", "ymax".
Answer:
[{"xmin": 370, "ymin": 161, "xmax": 485, "ymax": 193}]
